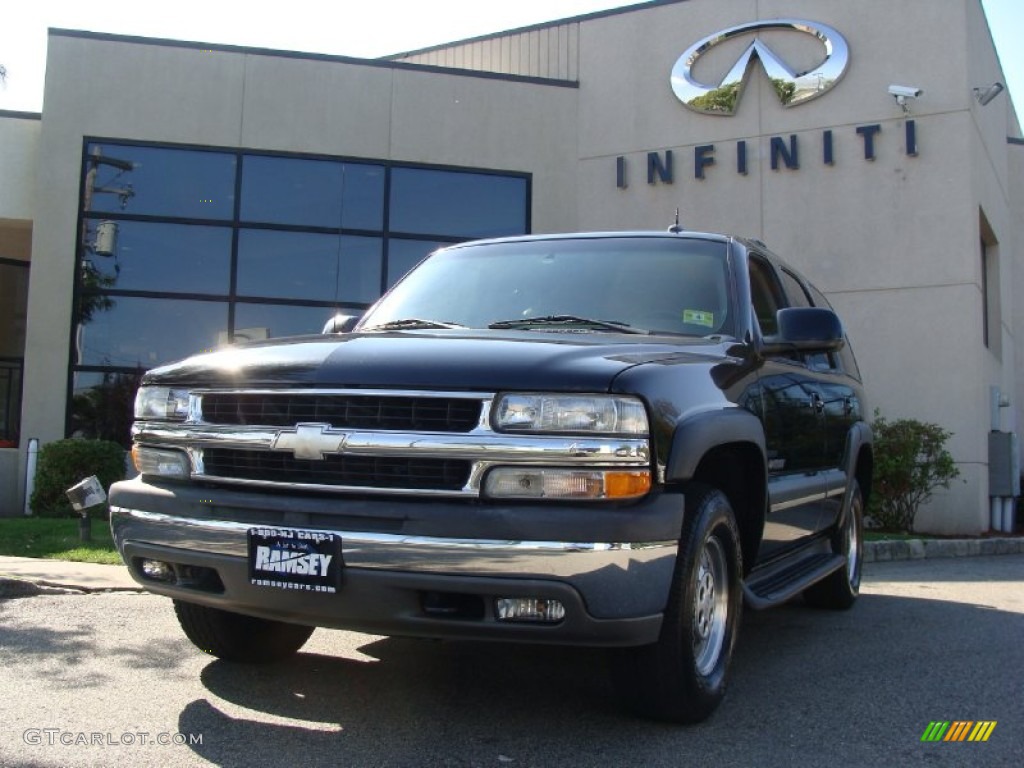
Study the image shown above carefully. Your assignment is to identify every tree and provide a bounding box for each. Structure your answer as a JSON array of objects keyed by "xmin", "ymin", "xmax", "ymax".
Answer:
[
  {"xmin": 771, "ymin": 77, "xmax": 797, "ymax": 105},
  {"xmin": 687, "ymin": 82, "xmax": 741, "ymax": 114}
]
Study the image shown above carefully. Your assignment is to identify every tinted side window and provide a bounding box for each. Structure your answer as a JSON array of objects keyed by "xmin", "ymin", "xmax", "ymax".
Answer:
[
  {"xmin": 779, "ymin": 269, "xmax": 812, "ymax": 308},
  {"xmin": 748, "ymin": 256, "xmax": 786, "ymax": 336}
]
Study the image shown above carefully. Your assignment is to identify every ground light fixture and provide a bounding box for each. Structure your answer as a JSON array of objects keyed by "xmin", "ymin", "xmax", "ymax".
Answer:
[{"xmin": 974, "ymin": 82, "xmax": 1005, "ymax": 106}]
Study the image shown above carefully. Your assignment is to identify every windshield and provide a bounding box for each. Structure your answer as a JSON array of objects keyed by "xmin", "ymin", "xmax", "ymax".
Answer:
[{"xmin": 360, "ymin": 236, "xmax": 734, "ymax": 337}]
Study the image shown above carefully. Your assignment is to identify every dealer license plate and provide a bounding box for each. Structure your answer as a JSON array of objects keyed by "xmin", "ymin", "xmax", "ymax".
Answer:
[{"xmin": 247, "ymin": 527, "xmax": 343, "ymax": 594}]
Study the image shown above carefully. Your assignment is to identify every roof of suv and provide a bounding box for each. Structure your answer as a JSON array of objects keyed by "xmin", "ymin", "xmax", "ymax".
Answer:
[{"xmin": 443, "ymin": 230, "xmax": 737, "ymax": 249}]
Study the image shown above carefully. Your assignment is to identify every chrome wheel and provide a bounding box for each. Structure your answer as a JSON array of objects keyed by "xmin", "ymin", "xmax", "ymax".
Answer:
[
  {"xmin": 693, "ymin": 535, "xmax": 729, "ymax": 676},
  {"xmin": 803, "ymin": 480, "xmax": 863, "ymax": 611},
  {"xmin": 845, "ymin": 505, "xmax": 860, "ymax": 586},
  {"xmin": 611, "ymin": 484, "xmax": 742, "ymax": 723}
]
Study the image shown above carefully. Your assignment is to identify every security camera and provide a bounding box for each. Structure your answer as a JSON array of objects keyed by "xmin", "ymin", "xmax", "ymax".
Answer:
[
  {"xmin": 888, "ymin": 85, "xmax": 922, "ymax": 99},
  {"xmin": 888, "ymin": 85, "xmax": 922, "ymax": 112}
]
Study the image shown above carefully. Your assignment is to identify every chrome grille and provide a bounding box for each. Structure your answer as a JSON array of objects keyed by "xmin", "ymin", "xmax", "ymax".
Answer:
[
  {"xmin": 201, "ymin": 392, "xmax": 481, "ymax": 432},
  {"xmin": 132, "ymin": 388, "xmax": 651, "ymax": 497}
]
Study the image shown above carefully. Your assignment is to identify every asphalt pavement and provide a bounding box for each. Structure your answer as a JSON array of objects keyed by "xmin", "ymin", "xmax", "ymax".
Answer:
[{"xmin": 0, "ymin": 548, "xmax": 1022, "ymax": 767}]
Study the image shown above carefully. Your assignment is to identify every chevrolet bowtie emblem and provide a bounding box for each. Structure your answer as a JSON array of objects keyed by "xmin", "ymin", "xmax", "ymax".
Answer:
[{"xmin": 271, "ymin": 423, "xmax": 348, "ymax": 461}]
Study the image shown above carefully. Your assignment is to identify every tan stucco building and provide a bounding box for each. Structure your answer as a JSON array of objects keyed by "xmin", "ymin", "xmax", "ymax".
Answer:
[{"xmin": 1, "ymin": 0, "xmax": 1021, "ymax": 533}]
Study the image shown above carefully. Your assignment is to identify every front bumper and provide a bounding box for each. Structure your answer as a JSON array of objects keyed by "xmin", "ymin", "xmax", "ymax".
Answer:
[{"xmin": 110, "ymin": 478, "xmax": 682, "ymax": 646}]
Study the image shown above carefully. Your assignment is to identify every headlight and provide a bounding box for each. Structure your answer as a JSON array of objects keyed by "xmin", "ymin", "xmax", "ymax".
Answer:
[
  {"xmin": 134, "ymin": 386, "xmax": 190, "ymax": 421},
  {"xmin": 493, "ymin": 394, "xmax": 648, "ymax": 434}
]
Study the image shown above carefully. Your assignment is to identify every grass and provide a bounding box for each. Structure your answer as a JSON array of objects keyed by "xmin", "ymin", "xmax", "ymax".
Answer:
[
  {"xmin": 864, "ymin": 531, "xmax": 923, "ymax": 541},
  {"xmin": 0, "ymin": 517, "xmax": 121, "ymax": 564}
]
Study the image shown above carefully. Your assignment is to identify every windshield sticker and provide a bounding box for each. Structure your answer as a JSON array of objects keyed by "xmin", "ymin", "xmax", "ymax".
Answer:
[{"xmin": 684, "ymin": 309, "xmax": 715, "ymax": 328}]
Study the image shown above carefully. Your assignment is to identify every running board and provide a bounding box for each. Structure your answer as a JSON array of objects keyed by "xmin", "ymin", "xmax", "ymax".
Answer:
[{"xmin": 742, "ymin": 553, "xmax": 846, "ymax": 610}]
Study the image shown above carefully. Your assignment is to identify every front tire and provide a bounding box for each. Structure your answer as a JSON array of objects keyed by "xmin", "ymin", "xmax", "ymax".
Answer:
[
  {"xmin": 611, "ymin": 484, "xmax": 743, "ymax": 723},
  {"xmin": 803, "ymin": 480, "xmax": 864, "ymax": 610},
  {"xmin": 174, "ymin": 600, "xmax": 314, "ymax": 663}
]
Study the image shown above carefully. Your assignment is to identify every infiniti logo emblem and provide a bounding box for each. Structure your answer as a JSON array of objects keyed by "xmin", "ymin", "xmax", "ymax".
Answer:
[{"xmin": 671, "ymin": 19, "xmax": 850, "ymax": 115}]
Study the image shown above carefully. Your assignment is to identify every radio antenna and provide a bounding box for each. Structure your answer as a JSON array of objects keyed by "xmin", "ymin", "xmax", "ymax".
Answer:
[{"xmin": 668, "ymin": 208, "xmax": 684, "ymax": 233}]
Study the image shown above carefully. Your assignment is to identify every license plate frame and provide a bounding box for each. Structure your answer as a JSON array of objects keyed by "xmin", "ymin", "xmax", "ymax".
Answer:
[{"xmin": 247, "ymin": 527, "xmax": 343, "ymax": 594}]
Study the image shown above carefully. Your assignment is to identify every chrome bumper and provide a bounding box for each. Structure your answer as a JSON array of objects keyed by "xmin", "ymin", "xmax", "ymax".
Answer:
[
  {"xmin": 111, "ymin": 504, "xmax": 679, "ymax": 632},
  {"xmin": 112, "ymin": 506, "xmax": 674, "ymax": 577}
]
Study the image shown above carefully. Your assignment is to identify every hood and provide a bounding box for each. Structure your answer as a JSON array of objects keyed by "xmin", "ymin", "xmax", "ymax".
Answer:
[{"xmin": 143, "ymin": 330, "xmax": 728, "ymax": 392}]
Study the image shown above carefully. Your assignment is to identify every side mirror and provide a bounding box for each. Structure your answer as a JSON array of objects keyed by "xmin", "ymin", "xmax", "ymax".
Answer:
[
  {"xmin": 763, "ymin": 307, "xmax": 845, "ymax": 353},
  {"xmin": 322, "ymin": 313, "xmax": 360, "ymax": 334}
]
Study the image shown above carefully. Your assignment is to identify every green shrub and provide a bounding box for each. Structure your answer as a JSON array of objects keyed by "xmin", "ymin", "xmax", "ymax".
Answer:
[
  {"xmin": 30, "ymin": 439, "xmax": 126, "ymax": 518},
  {"xmin": 868, "ymin": 411, "xmax": 960, "ymax": 532}
]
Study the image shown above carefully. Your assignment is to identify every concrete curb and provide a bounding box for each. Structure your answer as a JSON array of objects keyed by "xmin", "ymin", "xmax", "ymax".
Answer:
[{"xmin": 863, "ymin": 537, "xmax": 1024, "ymax": 563}]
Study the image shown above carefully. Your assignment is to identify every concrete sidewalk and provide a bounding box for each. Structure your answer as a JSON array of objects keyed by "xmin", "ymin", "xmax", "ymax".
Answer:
[{"xmin": 0, "ymin": 555, "xmax": 140, "ymax": 592}]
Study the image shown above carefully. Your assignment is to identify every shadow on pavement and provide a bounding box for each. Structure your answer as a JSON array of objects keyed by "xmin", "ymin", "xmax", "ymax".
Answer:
[{"xmin": 175, "ymin": 588, "xmax": 1024, "ymax": 767}]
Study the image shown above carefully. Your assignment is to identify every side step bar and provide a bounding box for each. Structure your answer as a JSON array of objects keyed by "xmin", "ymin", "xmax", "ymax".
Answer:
[{"xmin": 742, "ymin": 553, "xmax": 846, "ymax": 610}]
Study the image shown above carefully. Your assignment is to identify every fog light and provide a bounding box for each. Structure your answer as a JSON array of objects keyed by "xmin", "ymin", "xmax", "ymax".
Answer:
[
  {"xmin": 495, "ymin": 597, "xmax": 566, "ymax": 623},
  {"xmin": 139, "ymin": 559, "xmax": 175, "ymax": 583},
  {"xmin": 132, "ymin": 446, "xmax": 190, "ymax": 478}
]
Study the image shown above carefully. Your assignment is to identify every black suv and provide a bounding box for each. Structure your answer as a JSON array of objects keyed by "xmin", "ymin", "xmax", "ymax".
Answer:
[{"xmin": 110, "ymin": 230, "xmax": 871, "ymax": 723}]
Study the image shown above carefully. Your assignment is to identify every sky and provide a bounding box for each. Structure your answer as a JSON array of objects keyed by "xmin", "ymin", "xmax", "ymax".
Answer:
[{"xmin": 0, "ymin": 0, "xmax": 1022, "ymax": 122}]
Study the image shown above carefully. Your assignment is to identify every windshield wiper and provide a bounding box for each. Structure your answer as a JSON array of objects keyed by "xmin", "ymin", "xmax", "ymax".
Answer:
[
  {"xmin": 488, "ymin": 314, "xmax": 648, "ymax": 334},
  {"xmin": 363, "ymin": 318, "xmax": 467, "ymax": 331}
]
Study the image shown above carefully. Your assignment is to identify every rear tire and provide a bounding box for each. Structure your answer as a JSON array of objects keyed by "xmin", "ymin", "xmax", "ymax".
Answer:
[
  {"xmin": 803, "ymin": 480, "xmax": 864, "ymax": 610},
  {"xmin": 173, "ymin": 600, "xmax": 314, "ymax": 663},
  {"xmin": 611, "ymin": 484, "xmax": 743, "ymax": 723}
]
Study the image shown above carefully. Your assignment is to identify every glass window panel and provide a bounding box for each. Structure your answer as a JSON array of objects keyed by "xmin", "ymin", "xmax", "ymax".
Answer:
[
  {"xmin": 84, "ymin": 143, "xmax": 236, "ymax": 220},
  {"xmin": 340, "ymin": 163, "xmax": 386, "ymax": 230},
  {"xmin": 336, "ymin": 236, "xmax": 384, "ymax": 302},
  {"xmin": 237, "ymin": 230, "xmax": 382, "ymax": 303},
  {"xmin": 241, "ymin": 155, "xmax": 342, "ymax": 227},
  {"xmin": 69, "ymin": 370, "xmax": 145, "ymax": 446},
  {"xmin": 387, "ymin": 239, "xmax": 449, "ymax": 288},
  {"xmin": 81, "ymin": 221, "xmax": 231, "ymax": 295},
  {"xmin": 0, "ymin": 261, "xmax": 29, "ymax": 358},
  {"xmin": 234, "ymin": 303, "xmax": 341, "ymax": 340},
  {"xmin": 241, "ymin": 156, "xmax": 385, "ymax": 230},
  {"xmin": 74, "ymin": 296, "xmax": 227, "ymax": 368},
  {"xmin": 0, "ymin": 358, "xmax": 22, "ymax": 446},
  {"xmin": 389, "ymin": 169, "xmax": 527, "ymax": 238}
]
